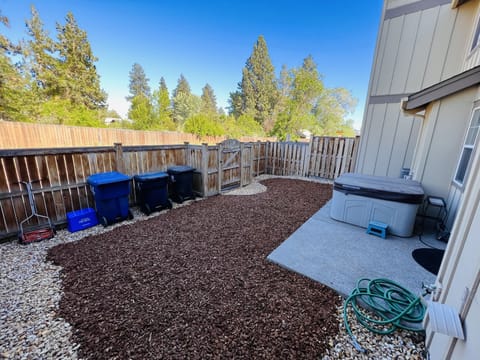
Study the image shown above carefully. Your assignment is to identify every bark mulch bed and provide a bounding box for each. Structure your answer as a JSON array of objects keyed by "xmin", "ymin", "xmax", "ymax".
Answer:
[{"xmin": 47, "ymin": 178, "xmax": 340, "ymax": 359}]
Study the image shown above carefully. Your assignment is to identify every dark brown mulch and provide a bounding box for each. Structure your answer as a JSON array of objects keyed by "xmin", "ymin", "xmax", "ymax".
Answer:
[{"xmin": 48, "ymin": 178, "xmax": 339, "ymax": 359}]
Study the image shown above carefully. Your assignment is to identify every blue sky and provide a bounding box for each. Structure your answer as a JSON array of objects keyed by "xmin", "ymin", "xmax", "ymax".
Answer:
[{"xmin": 1, "ymin": 0, "xmax": 383, "ymax": 129}]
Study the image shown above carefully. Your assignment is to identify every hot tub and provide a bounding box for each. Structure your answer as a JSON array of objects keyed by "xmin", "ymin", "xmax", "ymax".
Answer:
[{"xmin": 330, "ymin": 173, "xmax": 424, "ymax": 237}]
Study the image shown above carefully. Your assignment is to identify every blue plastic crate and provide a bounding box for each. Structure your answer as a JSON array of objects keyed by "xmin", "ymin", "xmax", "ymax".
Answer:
[{"xmin": 67, "ymin": 208, "xmax": 98, "ymax": 232}]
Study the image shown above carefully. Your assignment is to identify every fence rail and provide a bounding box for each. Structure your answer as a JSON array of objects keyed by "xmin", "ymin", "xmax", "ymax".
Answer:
[{"xmin": 0, "ymin": 136, "xmax": 358, "ymax": 239}]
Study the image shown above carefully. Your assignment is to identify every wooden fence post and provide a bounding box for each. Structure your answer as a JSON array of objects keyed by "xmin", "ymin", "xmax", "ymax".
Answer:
[
  {"xmin": 271, "ymin": 142, "xmax": 276, "ymax": 175},
  {"xmin": 201, "ymin": 143, "xmax": 209, "ymax": 197},
  {"xmin": 249, "ymin": 143, "xmax": 254, "ymax": 184},
  {"xmin": 240, "ymin": 142, "xmax": 245, "ymax": 187},
  {"xmin": 304, "ymin": 137, "xmax": 313, "ymax": 177},
  {"xmin": 256, "ymin": 141, "xmax": 261, "ymax": 176},
  {"xmin": 350, "ymin": 136, "xmax": 361, "ymax": 172},
  {"xmin": 184, "ymin": 142, "xmax": 191, "ymax": 166},
  {"xmin": 260, "ymin": 141, "xmax": 270, "ymax": 174},
  {"xmin": 217, "ymin": 142, "xmax": 223, "ymax": 193},
  {"xmin": 114, "ymin": 143, "xmax": 124, "ymax": 173}
]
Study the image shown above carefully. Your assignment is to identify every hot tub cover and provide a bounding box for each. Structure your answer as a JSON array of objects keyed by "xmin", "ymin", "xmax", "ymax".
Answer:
[{"xmin": 333, "ymin": 173, "xmax": 424, "ymax": 204}]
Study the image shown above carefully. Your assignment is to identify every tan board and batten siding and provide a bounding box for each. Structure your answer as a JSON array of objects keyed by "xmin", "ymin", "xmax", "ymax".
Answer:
[
  {"xmin": 356, "ymin": 0, "xmax": 476, "ymax": 179},
  {"xmin": 425, "ymin": 120, "xmax": 480, "ymax": 359},
  {"xmin": 362, "ymin": 1, "xmax": 480, "ymax": 359}
]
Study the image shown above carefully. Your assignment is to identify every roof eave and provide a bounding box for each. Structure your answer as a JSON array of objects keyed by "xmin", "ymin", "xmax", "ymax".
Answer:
[
  {"xmin": 451, "ymin": 0, "xmax": 471, "ymax": 8},
  {"xmin": 403, "ymin": 65, "xmax": 480, "ymax": 112}
]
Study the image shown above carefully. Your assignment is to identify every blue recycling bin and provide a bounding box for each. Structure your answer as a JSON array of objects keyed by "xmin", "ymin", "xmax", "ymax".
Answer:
[
  {"xmin": 87, "ymin": 171, "xmax": 133, "ymax": 226},
  {"xmin": 134, "ymin": 171, "xmax": 172, "ymax": 215},
  {"xmin": 167, "ymin": 166, "xmax": 196, "ymax": 203}
]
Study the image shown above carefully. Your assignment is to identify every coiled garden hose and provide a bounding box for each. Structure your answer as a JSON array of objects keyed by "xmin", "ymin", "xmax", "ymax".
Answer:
[{"xmin": 343, "ymin": 278, "xmax": 426, "ymax": 352}]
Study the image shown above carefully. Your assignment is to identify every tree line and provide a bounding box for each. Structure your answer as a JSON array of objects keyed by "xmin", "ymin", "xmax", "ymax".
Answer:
[{"xmin": 0, "ymin": 7, "xmax": 357, "ymax": 140}]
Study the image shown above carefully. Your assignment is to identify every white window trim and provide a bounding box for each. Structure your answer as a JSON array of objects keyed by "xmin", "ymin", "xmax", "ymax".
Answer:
[{"xmin": 453, "ymin": 107, "xmax": 480, "ymax": 187}]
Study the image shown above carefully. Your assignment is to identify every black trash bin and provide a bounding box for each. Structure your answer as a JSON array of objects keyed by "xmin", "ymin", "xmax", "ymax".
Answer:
[
  {"xmin": 167, "ymin": 165, "xmax": 196, "ymax": 203},
  {"xmin": 134, "ymin": 171, "xmax": 172, "ymax": 215}
]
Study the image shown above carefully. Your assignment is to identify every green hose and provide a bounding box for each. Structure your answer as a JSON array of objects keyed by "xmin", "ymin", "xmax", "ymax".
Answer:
[{"xmin": 343, "ymin": 278, "xmax": 426, "ymax": 352}]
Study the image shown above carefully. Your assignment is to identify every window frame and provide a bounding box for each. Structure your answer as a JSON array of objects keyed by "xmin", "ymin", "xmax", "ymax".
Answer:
[
  {"xmin": 453, "ymin": 107, "xmax": 480, "ymax": 187},
  {"xmin": 472, "ymin": 13, "xmax": 480, "ymax": 53}
]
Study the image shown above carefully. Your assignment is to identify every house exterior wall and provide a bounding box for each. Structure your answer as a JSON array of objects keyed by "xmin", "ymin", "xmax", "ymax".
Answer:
[
  {"xmin": 356, "ymin": 0, "xmax": 476, "ymax": 178},
  {"xmin": 360, "ymin": 1, "xmax": 480, "ymax": 358},
  {"xmin": 463, "ymin": 4, "xmax": 480, "ymax": 70},
  {"xmin": 425, "ymin": 127, "xmax": 480, "ymax": 359},
  {"xmin": 410, "ymin": 87, "xmax": 477, "ymax": 209}
]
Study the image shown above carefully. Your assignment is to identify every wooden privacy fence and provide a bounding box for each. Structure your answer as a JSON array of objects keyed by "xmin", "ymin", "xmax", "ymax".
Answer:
[
  {"xmin": 0, "ymin": 141, "xmax": 267, "ymax": 239},
  {"xmin": 266, "ymin": 136, "xmax": 360, "ymax": 178},
  {"xmin": 0, "ymin": 120, "xmax": 275, "ymax": 148},
  {"xmin": 0, "ymin": 136, "xmax": 358, "ymax": 239}
]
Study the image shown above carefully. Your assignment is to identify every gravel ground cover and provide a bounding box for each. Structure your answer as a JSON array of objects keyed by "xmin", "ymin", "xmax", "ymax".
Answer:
[{"xmin": 47, "ymin": 178, "xmax": 339, "ymax": 359}]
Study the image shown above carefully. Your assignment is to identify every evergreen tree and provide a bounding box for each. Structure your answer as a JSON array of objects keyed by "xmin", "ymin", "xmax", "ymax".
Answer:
[
  {"xmin": 231, "ymin": 35, "xmax": 278, "ymax": 129},
  {"xmin": 127, "ymin": 63, "xmax": 150, "ymax": 101},
  {"xmin": 0, "ymin": 12, "xmax": 29, "ymax": 121},
  {"xmin": 200, "ymin": 83, "xmax": 217, "ymax": 115},
  {"xmin": 172, "ymin": 74, "xmax": 200, "ymax": 127},
  {"xmin": 227, "ymin": 90, "xmax": 242, "ymax": 118},
  {"xmin": 55, "ymin": 12, "xmax": 106, "ymax": 109},
  {"xmin": 152, "ymin": 77, "xmax": 175, "ymax": 130},
  {"xmin": 128, "ymin": 95, "xmax": 153, "ymax": 130},
  {"xmin": 21, "ymin": 7, "xmax": 106, "ymax": 125},
  {"xmin": 159, "ymin": 77, "xmax": 168, "ymax": 93},
  {"xmin": 24, "ymin": 6, "xmax": 58, "ymax": 100},
  {"xmin": 172, "ymin": 74, "xmax": 190, "ymax": 98},
  {"xmin": 270, "ymin": 64, "xmax": 292, "ymax": 129}
]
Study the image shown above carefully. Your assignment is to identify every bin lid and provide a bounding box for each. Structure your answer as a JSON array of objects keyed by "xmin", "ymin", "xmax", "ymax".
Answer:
[
  {"xmin": 134, "ymin": 171, "xmax": 169, "ymax": 181},
  {"xmin": 87, "ymin": 171, "xmax": 131, "ymax": 186},
  {"xmin": 167, "ymin": 165, "xmax": 195, "ymax": 174},
  {"xmin": 334, "ymin": 173, "xmax": 424, "ymax": 204}
]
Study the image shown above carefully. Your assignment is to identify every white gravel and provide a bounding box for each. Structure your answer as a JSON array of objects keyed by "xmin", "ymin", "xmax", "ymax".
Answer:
[
  {"xmin": 0, "ymin": 203, "xmax": 193, "ymax": 360},
  {"xmin": 323, "ymin": 301, "xmax": 426, "ymax": 359},
  {"xmin": 223, "ymin": 174, "xmax": 332, "ymax": 196},
  {"xmin": 0, "ymin": 176, "xmax": 427, "ymax": 359}
]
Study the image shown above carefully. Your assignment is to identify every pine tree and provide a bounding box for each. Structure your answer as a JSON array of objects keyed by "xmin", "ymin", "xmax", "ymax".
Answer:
[
  {"xmin": 231, "ymin": 35, "xmax": 278, "ymax": 129},
  {"xmin": 152, "ymin": 77, "xmax": 175, "ymax": 130},
  {"xmin": 128, "ymin": 95, "xmax": 153, "ymax": 130},
  {"xmin": 127, "ymin": 63, "xmax": 151, "ymax": 101},
  {"xmin": 55, "ymin": 12, "xmax": 106, "ymax": 109},
  {"xmin": 0, "ymin": 12, "xmax": 29, "ymax": 121},
  {"xmin": 172, "ymin": 74, "xmax": 190, "ymax": 98},
  {"xmin": 200, "ymin": 83, "xmax": 217, "ymax": 115},
  {"xmin": 159, "ymin": 77, "xmax": 168, "ymax": 93},
  {"xmin": 227, "ymin": 90, "xmax": 242, "ymax": 118},
  {"xmin": 24, "ymin": 6, "xmax": 58, "ymax": 99},
  {"xmin": 172, "ymin": 74, "xmax": 200, "ymax": 127}
]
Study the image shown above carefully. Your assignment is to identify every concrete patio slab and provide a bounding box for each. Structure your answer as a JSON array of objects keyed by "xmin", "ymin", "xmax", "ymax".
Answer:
[{"xmin": 267, "ymin": 201, "xmax": 446, "ymax": 297}]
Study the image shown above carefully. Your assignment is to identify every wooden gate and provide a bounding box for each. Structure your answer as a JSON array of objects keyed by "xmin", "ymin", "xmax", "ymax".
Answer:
[{"xmin": 218, "ymin": 139, "xmax": 254, "ymax": 190}]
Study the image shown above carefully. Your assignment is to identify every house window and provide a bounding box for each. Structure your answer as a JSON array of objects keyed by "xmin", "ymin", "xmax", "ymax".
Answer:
[
  {"xmin": 454, "ymin": 108, "xmax": 480, "ymax": 185},
  {"xmin": 473, "ymin": 17, "xmax": 480, "ymax": 51}
]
